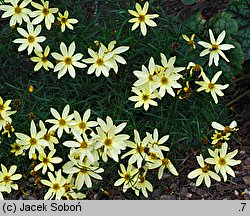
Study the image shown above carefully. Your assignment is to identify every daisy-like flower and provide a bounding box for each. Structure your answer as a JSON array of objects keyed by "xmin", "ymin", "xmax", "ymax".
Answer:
[
  {"xmin": 149, "ymin": 156, "xmax": 179, "ymax": 179},
  {"xmin": 121, "ymin": 130, "xmax": 149, "ymax": 168},
  {"xmin": 198, "ymin": 29, "xmax": 235, "ymax": 66},
  {"xmin": 212, "ymin": 121, "xmax": 238, "ymax": 133},
  {"xmin": 10, "ymin": 142, "xmax": 25, "ymax": 156},
  {"xmin": 128, "ymin": 1, "xmax": 159, "ymax": 36},
  {"xmin": 63, "ymin": 160, "xmax": 104, "ymax": 189},
  {"xmin": 134, "ymin": 172, "xmax": 153, "ymax": 198},
  {"xmin": 13, "ymin": 22, "xmax": 46, "ymax": 55},
  {"xmin": 39, "ymin": 120, "xmax": 59, "ymax": 150},
  {"xmin": 15, "ymin": 120, "xmax": 48, "ymax": 159},
  {"xmin": 0, "ymin": 112, "xmax": 16, "ymax": 131},
  {"xmin": 182, "ymin": 34, "xmax": 196, "ymax": 49},
  {"xmin": 187, "ymin": 62, "xmax": 204, "ymax": 78},
  {"xmin": 69, "ymin": 109, "xmax": 98, "ymax": 136},
  {"xmin": 57, "ymin": 10, "xmax": 78, "ymax": 32},
  {"xmin": 211, "ymin": 130, "xmax": 230, "ymax": 145},
  {"xmin": 30, "ymin": 0, "xmax": 58, "ymax": 30},
  {"xmin": 0, "ymin": 96, "xmax": 12, "ymax": 118},
  {"xmin": 95, "ymin": 117, "xmax": 129, "ymax": 162},
  {"xmin": 1, "ymin": 122, "xmax": 14, "ymax": 138},
  {"xmin": 63, "ymin": 130, "xmax": 95, "ymax": 163},
  {"xmin": 34, "ymin": 149, "xmax": 62, "ymax": 174},
  {"xmin": 153, "ymin": 67, "xmax": 182, "ymax": 97},
  {"xmin": 114, "ymin": 164, "xmax": 139, "ymax": 193},
  {"xmin": 145, "ymin": 128, "xmax": 170, "ymax": 155},
  {"xmin": 128, "ymin": 86, "xmax": 158, "ymax": 111},
  {"xmin": 205, "ymin": 142, "xmax": 241, "ymax": 182},
  {"xmin": 82, "ymin": 46, "xmax": 114, "ymax": 77},
  {"xmin": 195, "ymin": 71, "xmax": 229, "ymax": 104},
  {"xmin": 30, "ymin": 46, "xmax": 54, "ymax": 71},
  {"xmin": 51, "ymin": 41, "xmax": 86, "ymax": 79},
  {"xmin": 187, "ymin": 154, "xmax": 221, "ymax": 188},
  {"xmin": 0, "ymin": 164, "xmax": 22, "ymax": 194},
  {"xmin": 0, "ymin": 0, "xmax": 31, "ymax": 26},
  {"xmin": 45, "ymin": 104, "xmax": 74, "ymax": 139},
  {"xmin": 133, "ymin": 57, "xmax": 156, "ymax": 87},
  {"xmin": 101, "ymin": 40, "xmax": 130, "ymax": 73},
  {"xmin": 40, "ymin": 169, "xmax": 67, "ymax": 200},
  {"xmin": 160, "ymin": 53, "xmax": 185, "ymax": 74}
]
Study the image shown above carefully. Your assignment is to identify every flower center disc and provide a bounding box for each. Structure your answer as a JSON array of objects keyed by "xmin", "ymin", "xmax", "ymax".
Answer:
[
  {"xmin": 27, "ymin": 36, "xmax": 35, "ymax": 43},
  {"xmin": 41, "ymin": 56, "xmax": 48, "ymax": 62},
  {"xmin": 3, "ymin": 176, "xmax": 10, "ymax": 183},
  {"xmin": 138, "ymin": 15, "xmax": 145, "ymax": 22},
  {"xmin": 142, "ymin": 94, "xmax": 149, "ymax": 101},
  {"xmin": 96, "ymin": 58, "xmax": 104, "ymax": 66},
  {"xmin": 218, "ymin": 158, "xmax": 226, "ymax": 165},
  {"xmin": 104, "ymin": 138, "xmax": 112, "ymax": 146},
  {"xmin": 61, "ymin": 17, "xmax": 67, "ymax": 23},
  {"xmin": 30, "ymin": 138, "xmax": 37, "ymax": 145},
  {"xmin": 42, "ymin": 8, "xmax": 49, "ymax": 16},
  {"xmin": 64, "ymin": 57, "xmax": 72, "ymax": 65},
  {"xmin": 52, "ymin": 183, "xmax": 61, "ymax": 190},
  {"xmin": 208, "ymin": 83, "xmax": 215, "ymax": 90},
  {"xmin": 161, "ymin": 77, "xmax": 169, "ymax": 85},
  {"xmin": 15, "ymin": 6, "xmax": 22, "ymax": 14},
  {"xmin": 59, "ymin": 119, "xmax": 66, "ymax": 126},
  {"xmin": 211, "ymin": 44, "xmax": 219, "ymax": 51}
]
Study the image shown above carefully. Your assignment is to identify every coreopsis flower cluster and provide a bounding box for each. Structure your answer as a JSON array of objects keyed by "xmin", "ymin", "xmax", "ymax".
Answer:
[
  {"xmin": 82, "ymin": 41, "xmax": 129, "ymax": 77},
  {"xmin": 116, "ymin": 128, "xmax": 178, "ymax": 197},
  {"xmin": 188, "ymin": 120, "xmax": 241, "ymax": 187},
  {"xmin": 129, "ymin": 54, "xmax": 184, "ymax": 110}
]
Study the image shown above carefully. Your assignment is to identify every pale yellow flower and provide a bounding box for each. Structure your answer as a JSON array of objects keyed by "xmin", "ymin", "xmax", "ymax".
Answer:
[
  {"xmin": 95, "ymin": 117, "xmax": 129, "ymax": 162},
  {"xmin": 153, "ymin": 67, "xmax": 182, "ymax": 97},
  {"xmin": 41, "ymin": 169, "xmax": 67, "ymax": 200},
  {"xmin": 30, "ymin": 0, "xmax": 58, "ymax": 30},
  {"xmin": 188, "ymin": 154, "xmax": 221, "ymax": 187},
  {"xmin": 195, "ymin": 71, "xmax": 229, "ymax": 104},
  {"xmin": 128, "ymin": 1, "xmax": 159, "ymax": 36},
  {"xmin": 114, "ymin": 164, "xmax": 139, "ymax": 192},
  {"xmin": 30, "ymin": 46, "xmax": 54, "ymax": 71},
  {"xmin": 13, "ymin": 22, "xmax": 46, "ymax": 55},
  {"xmin": 0, "ymin": 0, "xmax": 32, "ymax": 26},
  {"xmin": 15, "ymin": 120, "xmax": 48, "ymax": 159},
  {"xmin": 149, "ymin": 156, "xmax": 179, "ymax": 179},
  {"xmin": 34, "ymin": 149, "xmax": 62, "ymax": 174},
  {"xmin": 129, "ymin": 86, "xmax": 158, "ymax": 111},
  {"xmin": 121, "ymin": 130, "xmax": 149, "ymax": 168},
  {"xmin": 0, "ymin": 164, "xmax": 22, "ymax": 194},
  {"xmin": 10, "ymin": 142, "xmax": 25, "ymax": 156},
  {"xmin": 63, "ymin": 160, "xmax": 104, "ymax": 190},
  {"xmin": 205, "ymin": 142, "xmax": 241, "ymax": 182},
  {"xmin": 45, "ymin": 104, "xmax": 74, "ymax": 138},
  {"xmin": 182, "ymin": 34, "xmax": 196, "ymax": 49},
  {"xmin": 57, "ymin": 10, "xmax": 78, "ymax": 32},
  {"xmin": 51, "ymin": 41, "xmax": 86, "ymax": 79},
  {"xmin": 82, "ymin": 46, "xmax": 114, "ymax": 77},
  {"xmin": 69, "ymin": 109, "xmax": 98, "ymax": 136},
  {"xmin": 101, "ymin": 40, "xmax": 129, "ymax": 73},
  {"xmin": 134, "ymin": 172, "xmax": 153, "ymax": 198},
  {"xmin": 198, "ymin": 29, "xmax": 235, "ymax": 66},
  {"xmin": 133, "ymin": 57, "xmax": 157, "ymax": 87}
]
